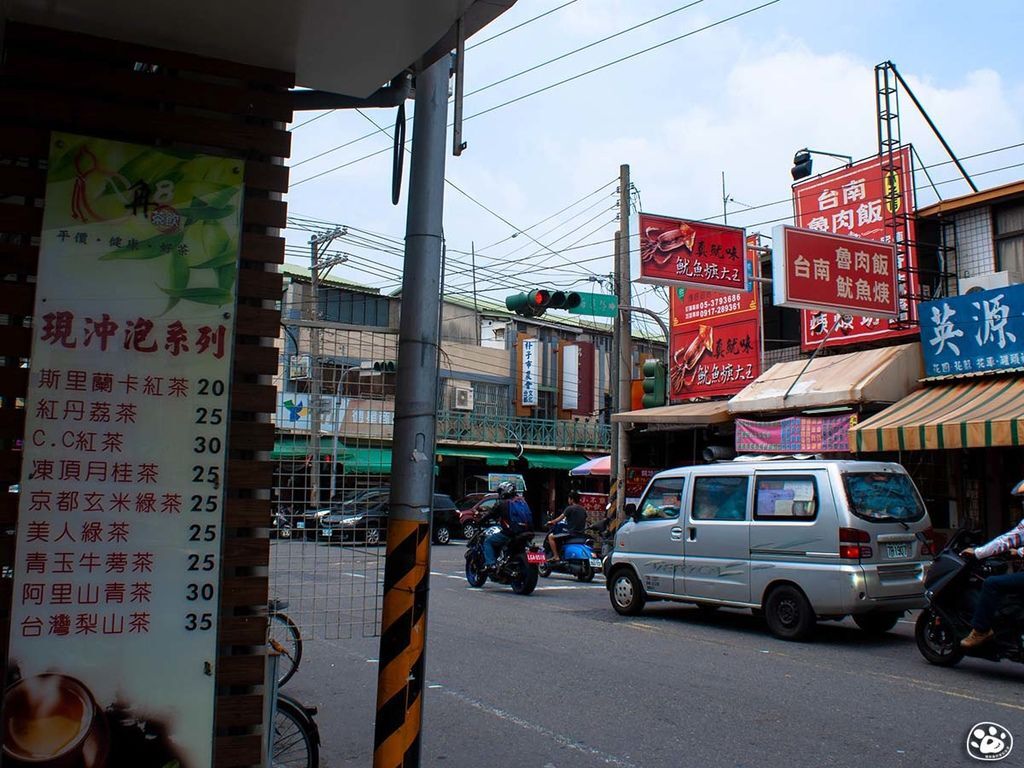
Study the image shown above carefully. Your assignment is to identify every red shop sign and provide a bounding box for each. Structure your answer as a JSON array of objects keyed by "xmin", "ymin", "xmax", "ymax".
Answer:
[
  {"xmin": 638, "ymin": 213, "xmax": 746, "ymax": 292},
  {"xmin": 771, "ymin": 225, "xmax": 898, "ymax": 319}
]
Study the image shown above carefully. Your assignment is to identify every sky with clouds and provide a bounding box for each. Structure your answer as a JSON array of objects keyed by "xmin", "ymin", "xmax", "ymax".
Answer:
[{"xmin": 284, "ymin": 0, "xmax": 1024, "ymax": 334}]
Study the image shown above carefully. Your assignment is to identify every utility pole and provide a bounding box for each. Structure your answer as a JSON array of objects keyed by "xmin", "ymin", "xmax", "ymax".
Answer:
[
  {"xmin": 610, "ymin": 164, "xmax": 632, "ymax": 518},
  {"xmin": 373, "ymin": 54, "xmax": 449, "ymax": 768},
  {"xmin": 307, "ymin": 227, "xmax": 347, "ymax": 510}
]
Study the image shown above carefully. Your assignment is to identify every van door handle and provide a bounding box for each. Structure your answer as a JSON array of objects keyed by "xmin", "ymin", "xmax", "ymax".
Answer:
[
  {"xmin": 688, "ymin": 527, "xmax": 697, "ymax": 541},
  {"xmin": 670, "ymin": 527, "xmax": 683, "ymax": 541}
]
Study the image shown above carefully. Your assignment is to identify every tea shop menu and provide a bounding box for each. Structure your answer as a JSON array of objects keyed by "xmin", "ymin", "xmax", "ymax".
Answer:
[{"xmin": 7, "ymin": 133, "xmax": 243, "ymax": 768}]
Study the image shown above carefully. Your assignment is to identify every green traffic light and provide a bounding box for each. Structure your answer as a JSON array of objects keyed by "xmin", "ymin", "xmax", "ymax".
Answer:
[{"xmin": 641, "ymin": 359, "xmax": 666, "ymax": 408}]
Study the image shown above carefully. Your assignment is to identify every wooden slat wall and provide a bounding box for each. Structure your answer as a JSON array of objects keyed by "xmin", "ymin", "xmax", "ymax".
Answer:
[{"xmin": 0, "ymin": 22, "xmax": 289, "ymax": 768}]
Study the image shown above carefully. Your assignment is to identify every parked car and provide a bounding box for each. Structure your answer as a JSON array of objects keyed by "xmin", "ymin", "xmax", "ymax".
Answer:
[
  {"xmin": 457, "ymin": 493, "xmax": 499, "ymax": 540},
  {"xmin": 296, "ymin": 487, "xmax": 388, "ymax": 540},
  {"xmin": 605, "ymin": 459, "xmax": 933, "ymax": 641},
  {"xmin": 320, "ymin": 491, "xmax": 460, "ymax": 545}
]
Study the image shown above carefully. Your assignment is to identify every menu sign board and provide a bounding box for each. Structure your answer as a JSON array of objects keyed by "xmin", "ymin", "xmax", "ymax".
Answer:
[{"xmin": 6, "ymin": 133, "xmax": 242, "ymax": 768}]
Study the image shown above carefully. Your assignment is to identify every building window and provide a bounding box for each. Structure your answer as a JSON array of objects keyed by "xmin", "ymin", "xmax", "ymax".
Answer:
[
  {"xmin": 995, "ymin": 201, "xmax": 1024, "ymax": 279},
  {"xmin": 473, "ymin": 382, "xmax": 509, "ymax": 419},
  {"xmin": 319, "ymin": 287, "xmax": 389, "ymax": 327},
  {"xmin": 535, "ymin": 390, "xmax": 557, "ymax": 421}
]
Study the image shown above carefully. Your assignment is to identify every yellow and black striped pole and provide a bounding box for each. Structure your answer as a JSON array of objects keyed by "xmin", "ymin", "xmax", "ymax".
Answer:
[
  {"xmin": 374, "ymin": 518, "xmax": 431, "ymax": 765},
  {"xmin": 372, "ymin": 53, "xmax": 449, "ymax": 768}
]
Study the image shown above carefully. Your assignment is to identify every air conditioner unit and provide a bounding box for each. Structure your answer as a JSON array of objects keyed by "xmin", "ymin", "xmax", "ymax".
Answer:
[
  {"xmin": 453, "ymin": 386, "xmax": 475, "ymax": 411},
  {"xmin": 960, "ymin": 271, "xmax": 1011, "ymax": 294},
  {"xmin": 290, "ymin": 354, "xmax": 311, "ymax": 379}
]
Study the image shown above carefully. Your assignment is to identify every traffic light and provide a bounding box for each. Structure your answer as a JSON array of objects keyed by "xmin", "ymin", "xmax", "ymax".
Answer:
[
  {"xmin": 791, "ymin": 150, "xmax": 813, "ymax": 181},
  {"xmin": 505, "ymin": 289, "xmax": 582, "ymax": 317},
  {"xmin": 641, "ymin": 359, "xmax": 666, "ymax": 408}
]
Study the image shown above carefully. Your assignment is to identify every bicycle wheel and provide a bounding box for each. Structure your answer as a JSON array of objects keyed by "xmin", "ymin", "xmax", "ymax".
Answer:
[
  {"xmin": 272, "ymin": 696, "xmax": 319, "ymax": 768},
  {"xmin": 268, "ymin": 611, "xmax": 303, "ymax": 688}
]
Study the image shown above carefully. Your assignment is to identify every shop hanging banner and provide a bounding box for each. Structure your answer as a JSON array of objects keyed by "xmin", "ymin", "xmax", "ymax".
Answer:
[
  {"xmin": 735, "ymin": 414, "xmax": 857, "ymax": 453},
  {"xmin": 792, "ymin": 147, "xmax": 919, "ymax": 349},
  {"xmin": 638, "ymin": 213, "xmax": 747, "ymax": 292},
  {"xmin": 668, "ymin": 235, "xmax": 761, "ymax": 400},
  {"xmin": 521, "ymin": 338, "xmax": 538, "ymax": 407},
  {"xmin": 920, "ymin": 283, "xmax": 1024, "ymax": 378},
  {"xmin": 6, "ymin": 133, "xmax": 242, "ymax": 768}
]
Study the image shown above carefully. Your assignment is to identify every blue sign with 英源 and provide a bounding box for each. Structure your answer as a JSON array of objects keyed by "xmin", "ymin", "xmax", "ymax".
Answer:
[{"xmin": 920, "ymin": 283, "xmax": 1024, "ymax": 378}]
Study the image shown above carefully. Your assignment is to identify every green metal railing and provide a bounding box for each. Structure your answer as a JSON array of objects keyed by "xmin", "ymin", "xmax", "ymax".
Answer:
[{"xmin": 436, "ymin": 411, "xmax": 611, "ymax": 451}]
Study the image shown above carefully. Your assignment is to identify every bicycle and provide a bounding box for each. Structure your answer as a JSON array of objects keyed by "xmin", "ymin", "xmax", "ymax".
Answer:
[
  {"xmin": 271, "ymin": 693, "xmax": 321, "ymax": 768},
  {"xmin": 268, "ymin": 599, "xmax": 303, "ymax": 688}
]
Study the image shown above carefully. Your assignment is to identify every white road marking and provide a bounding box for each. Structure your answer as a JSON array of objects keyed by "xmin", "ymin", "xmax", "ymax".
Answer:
[{"xmin": 436, "ymin": 686, "xmax": 641, "ymax": 768}]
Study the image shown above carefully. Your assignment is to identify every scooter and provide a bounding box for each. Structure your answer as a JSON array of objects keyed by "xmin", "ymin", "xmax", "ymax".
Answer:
[
  {"xmin": 538, "ymin": 522, "xmax": 602, "ymax": 582},
  {"xmin": 464, "ymin": 523, "xmax": 543, "ymax": 595},
  {"xmin": 916, "ymin": 527, "xmax": 1024, "ymax": 667}
]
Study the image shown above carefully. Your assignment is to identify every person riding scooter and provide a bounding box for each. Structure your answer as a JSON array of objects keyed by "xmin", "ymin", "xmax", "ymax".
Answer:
[
  {"xmin": 546, "ymin": 491, "xmax": 587, "ymax": 563},
  {"xmin": 482, "ymin": 482, "xmax": 533, "ymax": 574},
  {"xmin": 959, "ymin": 492, "xmax": 1024, "ymax": 649}
]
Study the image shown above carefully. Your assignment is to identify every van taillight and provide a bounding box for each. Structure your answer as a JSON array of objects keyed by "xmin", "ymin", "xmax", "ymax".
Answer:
[
  {"xmin": 920, "ymin": 526, "xmax": 936, "ymax": 556},
  {"xmin": 840, "ymin": 527, "xmax": 871, "ymax": 559}
]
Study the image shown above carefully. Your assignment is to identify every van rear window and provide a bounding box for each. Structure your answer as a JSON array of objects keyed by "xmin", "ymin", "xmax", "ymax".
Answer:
[{"xmin": 842, "ymin": 472, "xmax": 925, "ymax": 523}]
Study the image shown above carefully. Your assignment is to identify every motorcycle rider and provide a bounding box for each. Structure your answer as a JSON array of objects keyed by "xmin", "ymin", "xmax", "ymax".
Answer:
[
  {"xmin": 546, "ymin": 491, "xmax": 587, "ymax": 562},
  {"xmin": 482, "ymin": 482, "xmax": 531, "ymax": 573},
  {"xmin": 960, "ymin": 509, "xmax": 1024, "ymax": 649}
]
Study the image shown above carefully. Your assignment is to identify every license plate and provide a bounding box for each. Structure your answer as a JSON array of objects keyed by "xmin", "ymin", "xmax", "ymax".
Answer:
[
  {"xmin": 589, "ymin": 557, "xmax": 602, "ymax": 568},
  {"xmin": 526, "ymin": 551, "xmax": 546, "ymax": 564},
  {"xmin": 321, "ymin": 528, "xmax": 332, "ymax": 537},
  {"xmin": 885, "ymin": 543, "xmax": 909, "ymax": 559},
  {"xmin": 296, "ymin": 521, "xmax": 305, "ymax": 529}
]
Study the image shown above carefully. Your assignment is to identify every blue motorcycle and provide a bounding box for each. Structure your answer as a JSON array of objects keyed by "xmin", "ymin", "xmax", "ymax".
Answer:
[{"xmin": 539, "ymin": 522, "xmax": 602, "ymax": 582}]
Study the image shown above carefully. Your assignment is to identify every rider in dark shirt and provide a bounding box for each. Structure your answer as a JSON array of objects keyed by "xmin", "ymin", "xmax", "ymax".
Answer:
[{"xmin": 546, "ymin": 491, "xmax": 587, "ymax": 562}]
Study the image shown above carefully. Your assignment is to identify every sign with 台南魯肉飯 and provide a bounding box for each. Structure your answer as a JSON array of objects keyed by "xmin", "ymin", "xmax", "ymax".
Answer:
[
  {"xmin": 793, "ymin": 148, "xmax": 919, "ymax": 349},
  {"xmin": 920, "ymin": 284, "xmax": 1024, "ymax": 378},
  {"xmin": 772, "ymin": 225, "xmax": 898, "ymax": 319},
  {"xmin": 521, "ymin": 337, "xmax": 538, "ymax": 406},
  {"xmin": 638, "ymin": 213, "xmax": 747, "ymax": 292},
  {"xmin": 5, "ymin": 133, "xmax": 242, "ymax": 768}
]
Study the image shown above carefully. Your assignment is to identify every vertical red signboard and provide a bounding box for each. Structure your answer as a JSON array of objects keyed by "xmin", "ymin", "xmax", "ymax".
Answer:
[
  {"xmin": 668, "ymin": 236, "xmax": 761, "ymax": 400},
  {"xmin": 792, "ymin": 147, "xmax": 917, "ymax": 349}
]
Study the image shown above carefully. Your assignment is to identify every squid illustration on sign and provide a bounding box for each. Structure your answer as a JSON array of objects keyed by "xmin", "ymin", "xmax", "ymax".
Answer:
[
  {"xmin": 670, "ymin": 324, "xmax": 713, "ymax": 395},
  {"xmin": 640, "ymin": 221, "xmax": 697, "ymax": 268}
]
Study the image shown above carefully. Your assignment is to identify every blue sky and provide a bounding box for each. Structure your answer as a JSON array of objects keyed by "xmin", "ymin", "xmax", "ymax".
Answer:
[{"xmin": 284, "ymin": 0, "xmax": 1024, "ymax": 333}]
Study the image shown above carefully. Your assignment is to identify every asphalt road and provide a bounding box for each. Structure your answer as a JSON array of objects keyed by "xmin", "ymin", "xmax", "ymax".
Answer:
[{"xmin": 273, "ymin": 539, "xmax": 1024, "ymax": 768}]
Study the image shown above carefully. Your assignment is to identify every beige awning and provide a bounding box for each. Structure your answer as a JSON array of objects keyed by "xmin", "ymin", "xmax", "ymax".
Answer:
[
  {"xmin": 728, "ymin": 343, "xmax": 923, "ymax": 415},
  {"xmin": 612, "ymin": 400, "xmax": 731, "ymax": 425}
]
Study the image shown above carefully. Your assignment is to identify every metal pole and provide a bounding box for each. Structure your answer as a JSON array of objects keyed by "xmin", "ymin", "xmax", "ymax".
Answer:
[
  {"xmin": 373, "ymin": 54, "xmax": 449, "ymax": 768},
  {"xmin": 308, "ymin": 238, "xmax": 322, "ymax": 511},
  {"xmin": 615, "ymin": 164, "xmax": 632, "ymax": 516}
]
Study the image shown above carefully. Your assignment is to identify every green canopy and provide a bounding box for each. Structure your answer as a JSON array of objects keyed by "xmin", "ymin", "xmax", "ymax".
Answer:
[
  {"xmin": 272, "ymin": 438, "xmax": 309, "ymax": 461},
  {"xmin": 436, "ymin": 446, "xmax": 518, "ymax": 466},
  {"xmin": 522, "ymin": 451, "xmax": 590, "ymax": 470},
  {"xmin": 339, "ymin": 446, "xmax": 393, "ymax": 474}
]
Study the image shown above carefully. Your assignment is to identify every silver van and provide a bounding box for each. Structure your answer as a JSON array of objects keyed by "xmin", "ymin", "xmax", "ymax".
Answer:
[{"xmin": 606, "ymin": 459, "xmax": 932, "ymax": 640}]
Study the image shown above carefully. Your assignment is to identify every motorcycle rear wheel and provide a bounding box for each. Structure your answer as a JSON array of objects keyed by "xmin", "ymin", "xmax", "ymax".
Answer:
[
  {"xmin": 915, "ymin": 609, "xmax": 964, "ymax": 666},
  {"xmin": 511, "ymin": 558, "xmax": 539, "ymax": 595},
  {"xmin": 537, "ymin": 561, "xmax": 552, "ymax": 578}
]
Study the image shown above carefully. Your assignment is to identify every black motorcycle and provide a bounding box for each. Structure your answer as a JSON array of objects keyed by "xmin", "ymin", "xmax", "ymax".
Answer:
[
  {"xmin": 464, "ymin": 521, "xmax": 543, "ymax": 595},
  {"xmin": 916, "ymin": 527, "xmax": 1024, "ymax": 666}
]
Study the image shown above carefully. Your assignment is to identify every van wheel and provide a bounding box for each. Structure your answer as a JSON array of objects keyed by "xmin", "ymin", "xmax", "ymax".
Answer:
[
  {"xmin": 764, "ymin": 585, "xmax": 815, "ymax": 641},
  {"xmin": 609, "ymin": 570, "xmax": 645, "ymax": 616},
  {"xmin": 853, "ymin": 611, "xmax": 901, "ymax": 634}
]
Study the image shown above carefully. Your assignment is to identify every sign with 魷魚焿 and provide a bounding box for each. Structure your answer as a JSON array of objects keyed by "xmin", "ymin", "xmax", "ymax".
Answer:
[
  {"xmin": 772, "ymin": 224, "xmax": 898, "ymax": 319},
  {"xmin": 920, "ymin": 284, "xmax": 1024, "ymax": 378},
  {"xmin": 5, "ymin": 133, "xmax": 242, "ymax": 768}
]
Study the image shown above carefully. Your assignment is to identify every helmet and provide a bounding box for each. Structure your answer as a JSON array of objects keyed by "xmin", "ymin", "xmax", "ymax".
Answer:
[{"xmin": 496, "ymin": 481, "xmax": 517, "ymax": 499}]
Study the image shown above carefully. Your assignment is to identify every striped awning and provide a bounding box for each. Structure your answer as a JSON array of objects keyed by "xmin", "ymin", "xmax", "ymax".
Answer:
[{"xmin": 851, "ymin": 377, "xmax": 1024, "ymax": 452}]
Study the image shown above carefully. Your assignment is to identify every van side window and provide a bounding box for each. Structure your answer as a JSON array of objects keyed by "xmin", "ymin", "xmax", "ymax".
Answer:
[
  {"xmin": 638, "ymin": 479, "xmax": 684, "ymax": 521},
  {"xmin": 754, "ymin": 476, "xmax": 818, "ymax": 520},
  {"xmin": 692, "ymin": 476, "xmax": 748, "ymax": 521}
]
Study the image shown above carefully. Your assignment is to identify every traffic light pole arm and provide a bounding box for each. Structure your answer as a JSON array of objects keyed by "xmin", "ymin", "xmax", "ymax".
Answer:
[{"xmin": 620, "ymin": 304, "xmax": 670, "ymax": 366}]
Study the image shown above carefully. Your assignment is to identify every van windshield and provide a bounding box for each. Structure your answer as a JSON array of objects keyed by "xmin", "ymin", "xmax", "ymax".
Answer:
[{"xmin": 842, "ymin": 472, "xmax": 925, "ymax": 524}]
